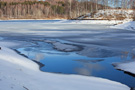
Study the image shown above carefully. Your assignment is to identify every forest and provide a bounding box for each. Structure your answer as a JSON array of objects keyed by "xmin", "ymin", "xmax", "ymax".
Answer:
[{"xmin": 0, "ymin": 0, "xmax": 135, "ymax": 19}]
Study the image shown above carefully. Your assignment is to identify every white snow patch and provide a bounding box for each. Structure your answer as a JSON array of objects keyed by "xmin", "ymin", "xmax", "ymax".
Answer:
[
  {"xmin": 0, "ymin": 41, "xmax": 130, "ymax": 90},
  {"xmin": 113, "ymin": 61, "xmax": 135, "ymax": 74},
  {"xmin": 44, "ymin": 40, "xmax": 80, "ymax": 52},
  {"xmin": 111, "ymin": 21, "xmax": 135, "ymax": 30}
]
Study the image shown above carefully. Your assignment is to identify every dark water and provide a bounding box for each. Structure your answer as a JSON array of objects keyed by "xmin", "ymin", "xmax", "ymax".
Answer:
[{"xmin": 17, "ymin": 40, "xmax": 135, "ymax": 88}]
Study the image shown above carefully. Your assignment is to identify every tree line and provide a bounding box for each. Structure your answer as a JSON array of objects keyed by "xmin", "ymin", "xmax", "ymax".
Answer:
[{"xmin": 0, "ymin": 0, "xmax": 134, "ymax": 19}]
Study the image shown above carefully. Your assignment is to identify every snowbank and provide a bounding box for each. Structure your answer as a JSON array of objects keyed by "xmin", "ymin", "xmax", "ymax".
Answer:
[
  {"xmin": 0, "ymin": 41, "xmax": 130, "ymax": 90},
  {"xmin": 111, "ymin": 21, "xmax": 135, "ymax": 30},
  {"xmin": 113, "ymin": 61, "xmax": 135, "ymax": 75}
]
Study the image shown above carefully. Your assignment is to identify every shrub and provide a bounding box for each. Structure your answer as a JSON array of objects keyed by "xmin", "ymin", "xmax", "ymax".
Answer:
[
  {"xmin": 133, "ymin": 16, "xmax": 135, "ymax": 21},
  {"xmin": 133, "ymin": 14, "xmax": 135, "ymax": 21},
  {"xmin": 133, "ymin": 11, "xmax": 135, "ymax": 21}
]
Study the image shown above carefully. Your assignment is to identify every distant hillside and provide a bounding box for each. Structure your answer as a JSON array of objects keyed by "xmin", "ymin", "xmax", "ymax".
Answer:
[
  {"xmin": 0, "ymin": 0, "xmax": 134, "ymax": 20},
  {"xmin": 77, "ymin": 9, "xmax": 134, "ymax": 20},
  {"xmin": 0, "ymin": 0, "xmax": 110, "ymax": 20}
]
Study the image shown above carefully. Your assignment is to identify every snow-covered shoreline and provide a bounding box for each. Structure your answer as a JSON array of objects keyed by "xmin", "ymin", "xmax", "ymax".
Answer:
[
  {"xmin": 113, "ymin": 61, "xmax": 135, "ymax": 76},
  {"xmin": 0, "ymin": 41, "xmax": 130, "ymax": 90},
  {"xmin": 111, "ymin": 21, "xmax": 135, "ymax": 30}
]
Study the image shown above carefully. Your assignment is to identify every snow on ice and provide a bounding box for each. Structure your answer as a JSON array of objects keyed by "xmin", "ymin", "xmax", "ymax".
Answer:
[{"xmin": 44, "ymin": 40, "xmax": 81, "ymax": 52}]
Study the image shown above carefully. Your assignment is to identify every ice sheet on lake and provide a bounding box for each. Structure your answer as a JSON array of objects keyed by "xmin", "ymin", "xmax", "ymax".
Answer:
[
  {"xmin": 0, "ymin": 37, "xmax": 3, "ymax": 40},
  {"xmin": 77, "ymin": 47, "xmax": 120, "ymax": 58},
  {"xmin": 44, "ymin": 40, "xmax": 81, "ymax": 52}
]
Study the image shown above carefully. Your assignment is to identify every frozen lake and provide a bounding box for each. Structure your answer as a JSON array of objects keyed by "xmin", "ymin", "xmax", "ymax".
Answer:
[{"xmin": 0, "ymin": 20, "xmax": 135, "ymax": 88}]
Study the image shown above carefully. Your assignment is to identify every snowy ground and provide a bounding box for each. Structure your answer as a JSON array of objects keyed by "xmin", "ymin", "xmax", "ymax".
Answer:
[
  {"xmin": 113, "ymin": 61, "xmax": 135, "ymax": 75},
  {"xmin": 111, "ymin": 21, "xmax": 135, "ymax": 30},
  {"xmin": 0, "ymin": 20, "xmax": 134, "ymax": 90}
]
